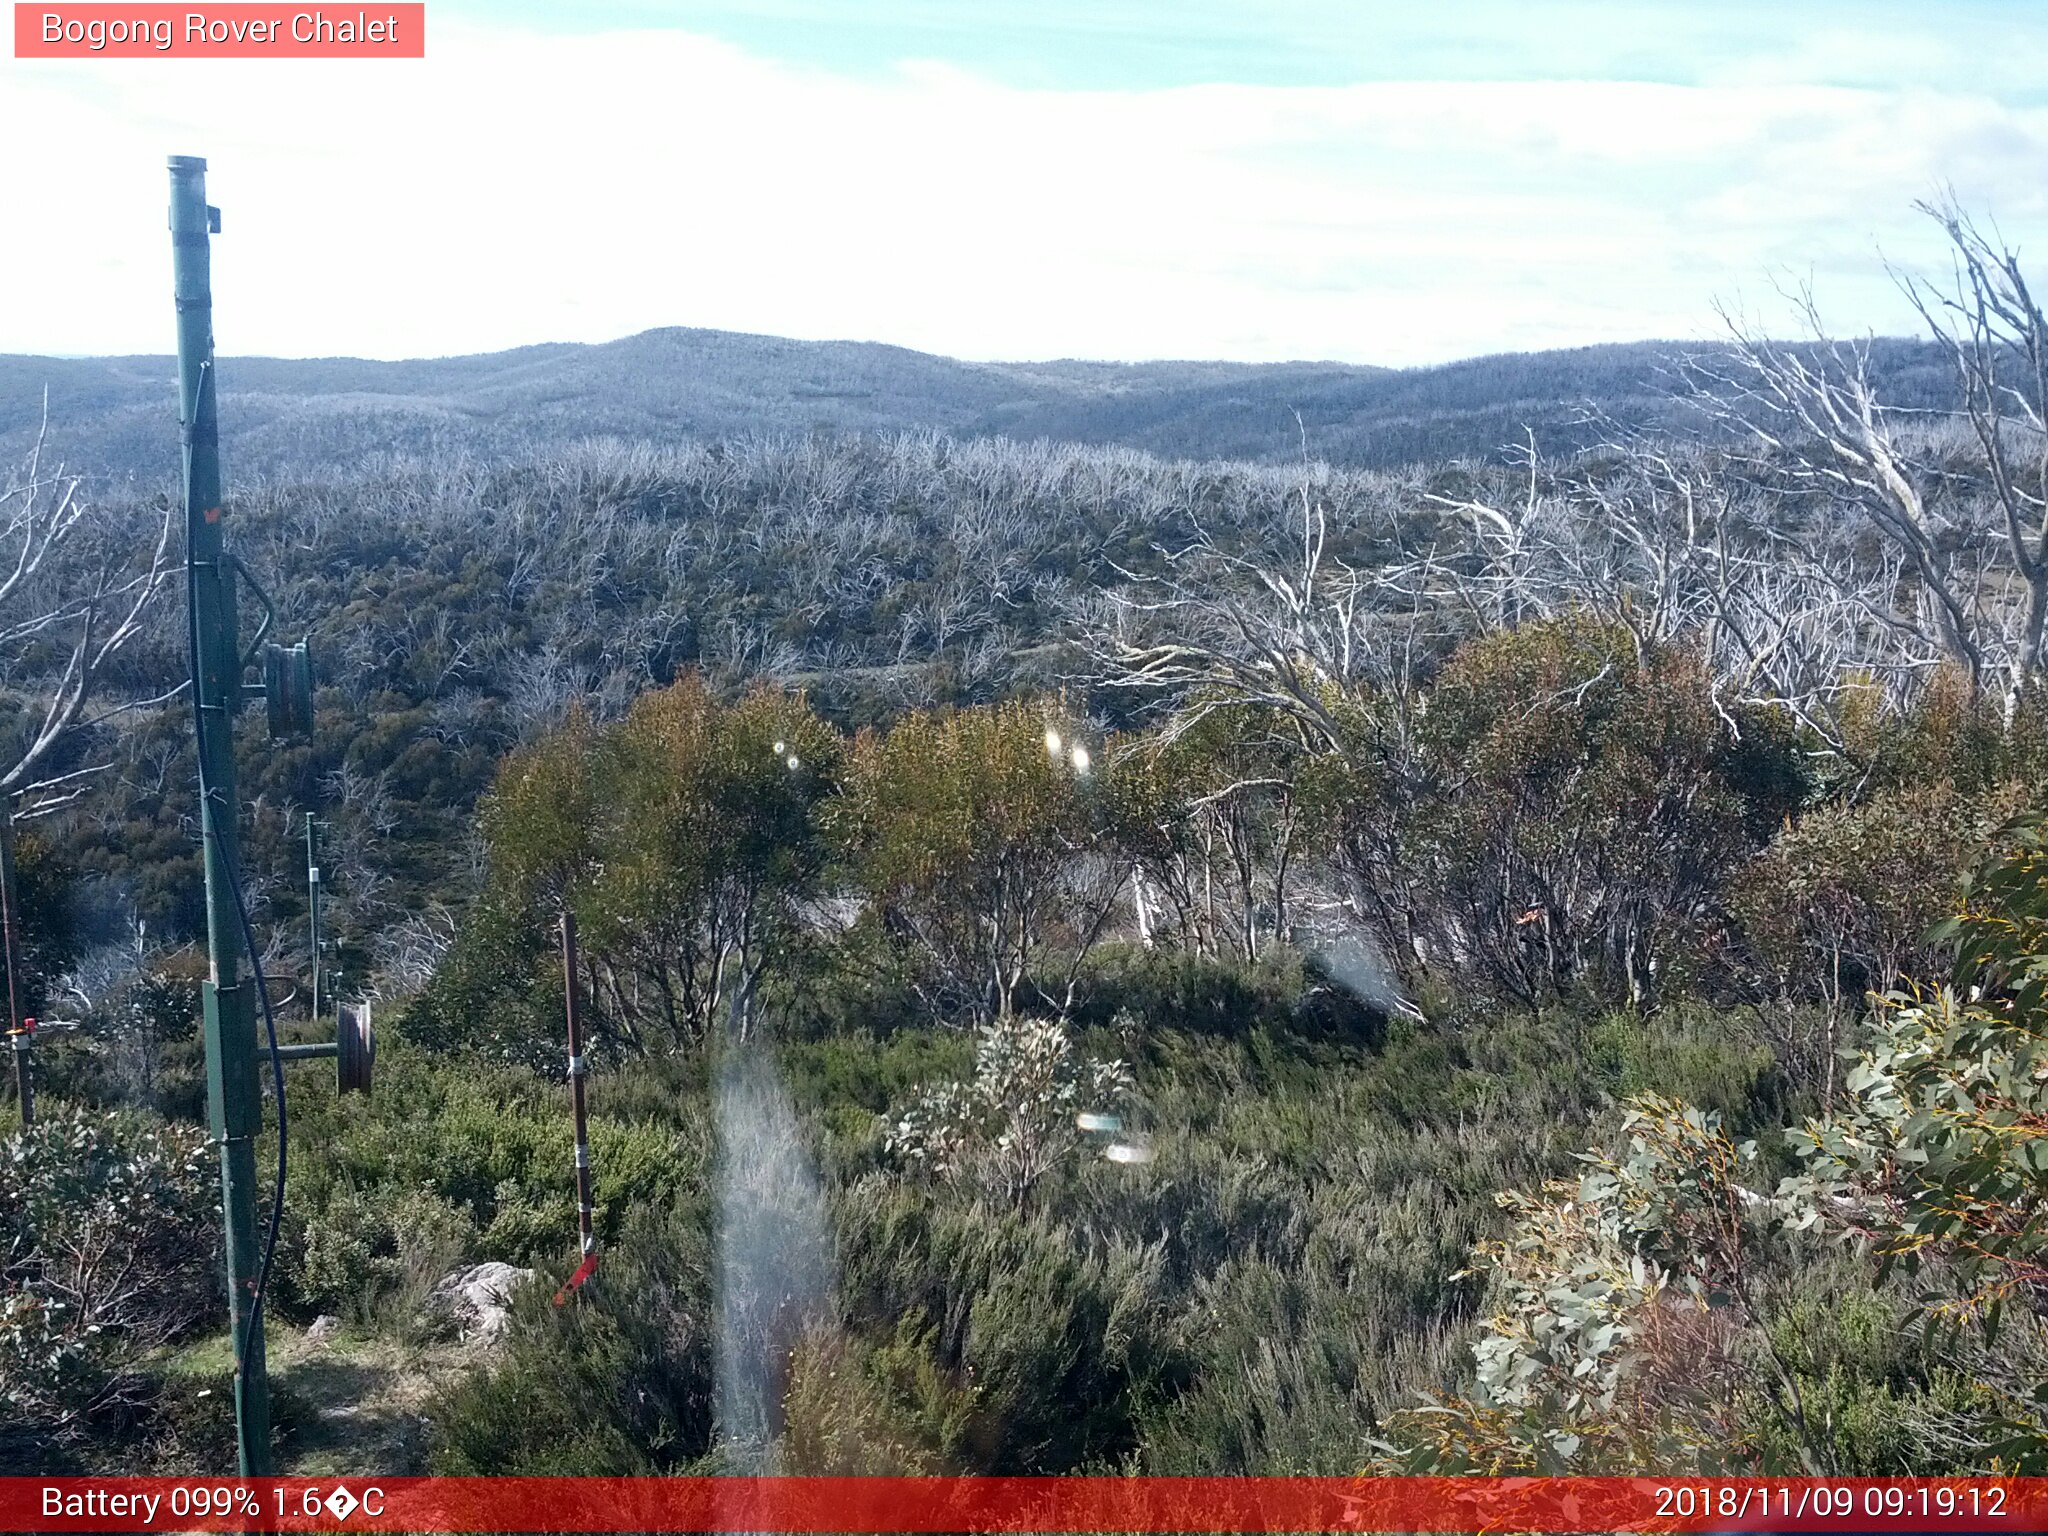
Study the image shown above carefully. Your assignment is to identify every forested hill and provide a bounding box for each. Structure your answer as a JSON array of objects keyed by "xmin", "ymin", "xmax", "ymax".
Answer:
[{"xmin": 0, "ymin": 327, "xmax": 1953, "ymax": 480}]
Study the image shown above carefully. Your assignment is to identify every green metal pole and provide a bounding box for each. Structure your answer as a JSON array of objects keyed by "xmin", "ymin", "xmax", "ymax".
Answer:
[
  {"xmin": 306, "ymin": 814, "xmax": 321, "ymax": 1024},
  {"xmin": 170, "ymin": 154, "xmax": 270, "ymax": 1476}
]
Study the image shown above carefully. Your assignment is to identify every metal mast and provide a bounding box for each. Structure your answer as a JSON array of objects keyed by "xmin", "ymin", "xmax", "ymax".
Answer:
[
  {"xmin": 170, "ymin": 154, "xmax": 270, "ymax": 1476},
  {"xmin": 168, "ymin": 154, "xmax": 361, "ymax": 1477}
]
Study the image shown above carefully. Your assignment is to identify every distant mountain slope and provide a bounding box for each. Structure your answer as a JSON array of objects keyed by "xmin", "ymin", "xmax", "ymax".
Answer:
[{"xmin": 0, "ymin": 326, "xmax": 1953, "ymax": 484}]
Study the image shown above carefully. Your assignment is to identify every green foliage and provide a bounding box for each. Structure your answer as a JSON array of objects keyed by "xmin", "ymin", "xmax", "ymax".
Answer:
[
  {"xmin": 886, "ymin": 1013, "xmax": 1134, "ymax": 1208},
  {"xmin": 1290, "ymin": 615, "xmax": 1798, "ymax": 1013},
  {"xmin": 432, "ymin": 676, "xmax": 843, "ymax": 1058},
  {"xmin": 1733, "ymin": 780, "xmax": 2019, "ymax": 1007},
  {"xmin": 5, "ymin": 822, "xmax": 80, "ymax": 1020},
  {"xmin": 1379, "ymin": 1084, "xmax": 2025, "ymax": 1476},
  {"xmin": 479, "ymin": 705, "xmax": 599, "ymax": 911},
  {"xmin": 581, "ymin": 677, "xmax": 842, "ymax": 1044},
  {"xmin": 1381, "ymin": 1096, "xmax": 1804, "ymax": 1473},
  {"xmin": 1583, "ymin": 1004, "xmax": 1784, "ymax": 1133},
  {"xmin": 777, "ymin": 1324, "xmax": 956, "ymax": 1473},
  {"xmin": 279, "ymin": 1042, "xmax": 698, "ymax": 1323},
  {"xmin": 0, "ymin": 1107, "xmax": 217, "ymax": 1464},
  {"xmin": 1402, "ymin": 617, "xmax": 1774, "ymax": 1005},
  {"xmin": 837, "ymin": 699, "xmax": 1122, "ymax": 1021},
  {"xmin": 430, "ymin": 1197, "xmax": 718, "ymax": 1474},
  {"xmin": 1394, "ymin": 817, "xmax": 2048, "ymax": 1477},
  {"xmin": 1066, "ymin": 943, "xmax": 1304, "ymax": 1039},
  {"xmin": 396, "ymin": 895, "xmax": 560, "ymax": 1071},
  {"xmin": 1778, "ymin": 825, "xmax": 2048, "ymax": 1466},
  {"xmin": 1846, "ymin": 666, "xmax": 2034, "ymax": 799},
  {"xmin": 1739, "ymin": 1259, "xmax": 1999, "ymax": 1476},
  {"xmin": 423, "ymin": 984, "xmax": 1668, "ymax": 1477},
  {"xmin": 832, "ymin": 1179, "xmax": 1183, "ymax": 1472},
  {"xmin": 1787, "ymin": 981, "xmax": 2048, "ymax": 1338}
]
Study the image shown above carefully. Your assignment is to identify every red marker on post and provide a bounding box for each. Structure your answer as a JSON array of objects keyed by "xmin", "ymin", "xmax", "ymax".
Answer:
[{"xmin": 552, "ymin": 1251, "xmax": 600, "ymax": 1307}]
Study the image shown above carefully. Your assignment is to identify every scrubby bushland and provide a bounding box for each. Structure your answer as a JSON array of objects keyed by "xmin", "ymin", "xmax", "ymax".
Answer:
[
  {"xmin": 1380, "ymin": 820, "xmax": 2048, "ymax": 1475},
  {"xmin": 884, "ymin": 1012, "xmax": 1134, "ymax": 1210},
  {"xmin": 397, "ymin": 950, "xmax": 1799, "ymax": 1477},
  {"xmin": 273, "ymin": 1040, "xmax": 702, "ymax": 1329},
  {"xmin": 405, "ymin": 679, "xmax": 844, "ymax": 1061},
  {"xmin": 18, "ymin": 601, "xmax": 2048, "ymax": 1477},
  {"xmin": 429, "ymin": 1196, "xmax": 718, "ymax": 1475},
  {"xmin": 1372, "ymin": 616, "xmax": 1803, "ymax": 1006},
  {"xmin": 835, "ymin": 698, "xmax": 1130, "ymax": 1023},
  {"xmin": 0, "ymin": 1107, "xmax": 218, "ymax": 1467}
]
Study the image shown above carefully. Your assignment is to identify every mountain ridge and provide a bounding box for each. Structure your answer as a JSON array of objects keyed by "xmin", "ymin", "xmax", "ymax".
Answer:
[{"xmin": 0, "ymin": 324, "xmax": 1953, "ymax": 480}]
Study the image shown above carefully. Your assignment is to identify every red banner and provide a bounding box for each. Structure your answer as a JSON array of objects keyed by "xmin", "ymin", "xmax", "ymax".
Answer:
[
  {"xmin": 5, "ymin": 1476, "xmax": 2047, "ymax": 1533},
  {"xmin": 13, "ymin": 4, "xmax": 425, "ymax": 58}
]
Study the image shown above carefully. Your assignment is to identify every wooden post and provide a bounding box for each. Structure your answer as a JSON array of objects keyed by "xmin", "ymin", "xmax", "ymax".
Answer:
[{"xmin": 1, "ymin": 795, "xmax": 31, "ymax": 1127}]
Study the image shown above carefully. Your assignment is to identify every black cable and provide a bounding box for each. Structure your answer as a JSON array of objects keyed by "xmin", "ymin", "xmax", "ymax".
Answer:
[
  {"xmin": 183, "ymin": 499, "xmax": 288, "ymax": 1395},
  {"xmin": 228, "ymin": 837, "xmax": 288, "ymax": 1349}
]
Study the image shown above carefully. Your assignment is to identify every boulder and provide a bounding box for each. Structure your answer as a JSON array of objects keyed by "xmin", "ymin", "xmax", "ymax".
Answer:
[{"xmin": 429, "ymin": 1260, "xmax": 534, "ymax": 1342}]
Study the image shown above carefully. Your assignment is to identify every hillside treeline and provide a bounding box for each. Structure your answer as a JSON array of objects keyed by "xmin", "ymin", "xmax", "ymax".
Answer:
[
  {"xmin": 8, "ymin": 429, "xmax": 1465, "ymax": 988},
  {"xmin": 0, "ymin": 330, "xmax": 1961, "ymax": 483}
]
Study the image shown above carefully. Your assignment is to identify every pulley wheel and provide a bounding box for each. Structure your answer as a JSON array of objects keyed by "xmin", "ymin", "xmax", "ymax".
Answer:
[{"xmin": 337, "ymin": 999, "xmax": 374, "ymax": 1096}]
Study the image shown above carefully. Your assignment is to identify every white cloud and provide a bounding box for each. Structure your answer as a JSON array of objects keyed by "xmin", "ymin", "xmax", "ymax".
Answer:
[{"xmin": 3, "ymin": 21, "xmax": 2045, "ymax": 364}]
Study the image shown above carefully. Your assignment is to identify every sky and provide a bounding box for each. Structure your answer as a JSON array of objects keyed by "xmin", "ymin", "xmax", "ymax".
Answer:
[{"xmin": 4, "ymin": 1, "xmax": 2048, "ymax": 366}]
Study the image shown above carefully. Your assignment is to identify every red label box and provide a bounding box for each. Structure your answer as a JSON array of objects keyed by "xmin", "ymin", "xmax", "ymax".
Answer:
[
  {"xmin": 5, "ymin": 1476, "xmax": 2048, "ymax": 1533},
  {"xmin": 14, "ymin": 3, "xmax": 425, "ymax": 56}
]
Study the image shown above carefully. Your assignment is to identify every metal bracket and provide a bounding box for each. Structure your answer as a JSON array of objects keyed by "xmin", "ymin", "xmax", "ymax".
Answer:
[
  {"xmin": 246, "ymin": 1004, "xmax": 371, "ymax": 1097},
  {"xmin": 180, "ymin": 360, "xmax": 215, "ymax": 447},
  {"xmin": 231, "ymin": 553, "xmax": 277, "ymax": 669}
]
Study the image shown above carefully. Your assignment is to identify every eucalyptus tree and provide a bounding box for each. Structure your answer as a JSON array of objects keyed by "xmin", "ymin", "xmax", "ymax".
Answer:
[
  {"xmin": 579, "ymin": 676, "xmax": 840, "ymax": 1044},
  {"xmin": 836, "ymin": 699, "xmax": 1126, "ymax": 1022}
]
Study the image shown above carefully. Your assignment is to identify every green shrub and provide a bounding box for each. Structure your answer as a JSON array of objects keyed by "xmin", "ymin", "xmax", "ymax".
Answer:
[
  {"xmin": 1583, "ymin": 1002, "xmax": 1783, "ymax": 1132},
  {"xmin": 832, "ymin": 1177, "xmax": 1184, "ymax": 1472},
  {"xmin": 1732, "ymin": 780, "xmax": 2016, "ymax": 1007},
  {"xmin": 1066, "ymin": 943, "xmax": 1302, "ymax": 1038},
  {"xmin": 430, "ymin": 1196, "xmax": 717, "ymax": 1474},
  {"xmin": 280, "ymin": 1042, "xmax": 698, "ymax": 1320},
  {"xmin": 0, "ymin": 1107, "xmax": 217, "ymax": 1466},
  {"xmin": 1740, "ymin": 1258, "xmax": 1992, "ymax": 1475}
]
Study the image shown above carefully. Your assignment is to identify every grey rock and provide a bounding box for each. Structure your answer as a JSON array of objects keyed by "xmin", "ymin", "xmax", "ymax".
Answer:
[{"xmin": 429, "ymin": 1260, "xmax": 534, "ymax": 1343}]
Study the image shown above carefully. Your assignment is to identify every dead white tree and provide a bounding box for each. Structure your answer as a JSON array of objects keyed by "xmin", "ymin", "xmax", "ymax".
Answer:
[
  {"xmin": 1079, "ymin": 470, "xmax": 1395, "ymax": 754},
  {"xmin": 1686, "ymin": 295, "xmax": 1991, "ymax": 693},
  {"xmin": 1897, "ymin": 195, "xmax": 2048, "ymax": 697},
  {"xmin": 1427, "ymin": 420, "xmax": 1935, "ymax": 755},
  {"xmin": 1, "ymin": 396, "xmax": 175, "ymax": 815},
  {"xmin": 1680, "ymin": 201, "xmax": 2048, "ymax": 713}
]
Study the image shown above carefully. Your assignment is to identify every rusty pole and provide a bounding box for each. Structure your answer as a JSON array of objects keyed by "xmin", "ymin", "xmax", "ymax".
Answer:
[{"xmin": 561, "ymin": 909, "xmax": 596, "ymax": 1257}]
